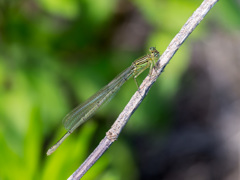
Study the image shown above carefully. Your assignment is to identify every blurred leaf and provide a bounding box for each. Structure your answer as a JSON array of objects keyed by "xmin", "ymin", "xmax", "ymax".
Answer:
[
  {"xmin": 24, "ymin": 106, "xmax": 42, "ymax": 180},
  {"xmin": 134, "ymin": 0, "xmax": 200, "ymax": 32},
  {"xmin": 42, "ymin": 121, "xmax": 109, "ymax": 180},
  {"xmin": 37, "ymin": 0, "xmax": 80, "ymax": 19},
  {"xmin": 214, "ymin": 0, "xmax": 240, "ymax": 28},
  {"xmin": 107, "ymin": 141, "xmax": 138, "ymax": 180},
  {"xmin": 81, "ymin": 0, "xmax": 118, "ymax": 25}
]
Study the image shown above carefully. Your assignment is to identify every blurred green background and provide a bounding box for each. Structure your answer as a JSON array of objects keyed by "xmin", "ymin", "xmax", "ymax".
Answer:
[{"xmin": 0, "ymin": 0, "xmax": 240, "ymax": 180}]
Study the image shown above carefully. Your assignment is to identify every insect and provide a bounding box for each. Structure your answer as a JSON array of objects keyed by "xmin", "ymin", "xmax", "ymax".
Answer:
[{"xmin": 47, "ymin": 47, "xmax": 160, "ymax": 155}]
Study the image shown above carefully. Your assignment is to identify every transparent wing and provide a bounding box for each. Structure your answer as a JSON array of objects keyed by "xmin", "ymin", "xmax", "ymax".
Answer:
[{"xmin": 63, "ymin": 66, "xmax": 134, "ymax": 132}]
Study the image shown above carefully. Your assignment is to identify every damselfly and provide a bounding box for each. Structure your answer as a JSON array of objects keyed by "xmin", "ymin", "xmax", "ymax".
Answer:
[{"xmin": 47, "ymin": 47, "xmax": 160, "ymax": 155}]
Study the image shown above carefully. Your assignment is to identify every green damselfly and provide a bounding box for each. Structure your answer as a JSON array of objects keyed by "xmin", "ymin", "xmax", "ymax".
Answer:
[{"xmin": 47, "ymin": 47, "xmax": 160, "ymax": 155}]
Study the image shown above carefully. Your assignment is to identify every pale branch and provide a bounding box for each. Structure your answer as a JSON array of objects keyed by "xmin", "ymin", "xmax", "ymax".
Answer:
[{"xmin": 68, "ymin": 0, "xmax": 219, "ymax": 179}]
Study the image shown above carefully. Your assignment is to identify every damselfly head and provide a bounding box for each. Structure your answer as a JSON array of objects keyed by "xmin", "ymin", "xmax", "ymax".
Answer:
[
  {"xmin": 149, "ymin": 47, "xmax": 156, "ymax": 52},
  {"xmin": 149, "ymin": 47, "xmax": 160, "ymax": 61}
]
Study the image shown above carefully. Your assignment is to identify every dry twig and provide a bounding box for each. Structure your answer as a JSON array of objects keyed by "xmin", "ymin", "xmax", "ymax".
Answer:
[{"xmin": 68, "ymin": 0, "xmax": 219, "ymax": 179}]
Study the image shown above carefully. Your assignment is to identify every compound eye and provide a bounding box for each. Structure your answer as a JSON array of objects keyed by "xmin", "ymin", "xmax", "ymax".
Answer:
[{"xmin": 149, "ymin": 47, "xmax": 156, "ymax": 52}]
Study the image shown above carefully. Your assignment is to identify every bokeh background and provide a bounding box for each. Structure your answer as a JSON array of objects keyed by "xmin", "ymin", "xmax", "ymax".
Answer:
[{"xmin": 1, "ymin": 0, "xmax": 240, "ymax": 180}]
